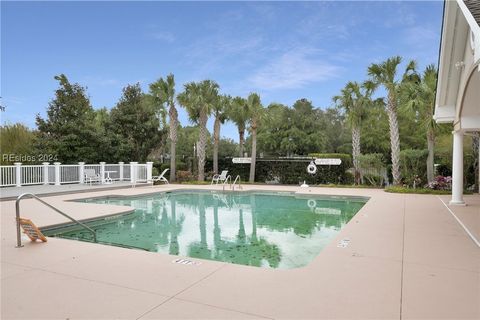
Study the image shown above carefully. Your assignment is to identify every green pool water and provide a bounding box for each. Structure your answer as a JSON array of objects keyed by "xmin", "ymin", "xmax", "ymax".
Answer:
[{"xmin": 44, "ymin": 191, "xmax": 367, "ymax": 269}]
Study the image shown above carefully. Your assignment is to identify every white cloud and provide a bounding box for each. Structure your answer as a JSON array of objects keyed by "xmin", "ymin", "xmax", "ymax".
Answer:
[
  {"xmin": 248, "ymin": 48, "xmax": 341, "ymax": 90},
  {"xmin": 151, "ymin": 31, "xmax": 175, "ymax": 43}
]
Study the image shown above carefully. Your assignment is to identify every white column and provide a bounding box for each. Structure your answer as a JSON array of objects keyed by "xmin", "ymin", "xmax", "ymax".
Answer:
[
  {"xmin": 119, "ymin": 162, "xmax": 124, "ymax": 181},
  {"xmin": 54, "ymin": 162, "xmax": 61, "ymax": 186},
  {"xmin": 14, "ymin": 162, "xmax": 21, "ymax": 187},
  {"xmin": 146, "ymin": 162, "xmax": 153, "ymax": 182},
  {"xmin": 42, "ymin": 162, "xmax": 49, "ymax": 185},
  {"xmin": 130, "ymin": 162, "xmax": 138, "ymax": 184},
  {"xmin": 450, "ymin": 131, "xmax": 465, "ymax": 205},
  {"xmin": 78, "ymin": 162, "xmax": 85, "ymax": 184},
  {"xmin": 100, "ymin": 162, "xmax": 106, "ymax": 184}
]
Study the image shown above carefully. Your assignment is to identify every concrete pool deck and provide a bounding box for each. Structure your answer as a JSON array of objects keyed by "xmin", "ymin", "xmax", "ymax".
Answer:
[{"xmin": 1, "ymin": 184, "xmax": 479, "ymax": 319}]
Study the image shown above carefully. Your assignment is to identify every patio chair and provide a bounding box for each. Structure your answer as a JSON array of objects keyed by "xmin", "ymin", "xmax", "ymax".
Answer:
[
  {"xmin": 152, "ymin": 168, "xmax": 169, "ymax": 184},
  {"xmin": 211, "ymin": 170, "xmax": 228, "ymax": 185},
  {"xmin": 84, "ymin": 169, "xmax": 101, "ymax": 186}
]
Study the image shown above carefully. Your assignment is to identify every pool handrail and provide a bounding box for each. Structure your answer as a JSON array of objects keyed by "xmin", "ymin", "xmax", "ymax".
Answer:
[
  {"xmin": 222, "ymin": 175, "xmax": 232, "ymax": 191},
  {"xmin": 15, "ymin": 192, "xmax": 97, "ymax": 248},
  {"xmin": 232, "ymin": 175, "xmax": 242, "ymax": 191}
]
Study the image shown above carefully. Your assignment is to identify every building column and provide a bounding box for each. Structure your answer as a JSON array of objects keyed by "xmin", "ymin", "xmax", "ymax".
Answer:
[{"xmin": 450, "ymin": 130, "xmax": 465, "ymax": 205}]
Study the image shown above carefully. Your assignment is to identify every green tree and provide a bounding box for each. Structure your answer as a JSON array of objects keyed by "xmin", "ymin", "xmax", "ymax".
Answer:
[
  {"xmin": 110, "ymin": 83, "xmax": 161, "ymax": 161},
  {"xmin": 0, "ymin": 123, "xmax": 36, "ymax": 165},
  {"xmin": 35, "ymin": 74, "xmax": 101, "ymax": 163},
  {"xmin": 212, "ymin": 95, "xmax": 230, "ymax": 174},
  {"xmin": 246, "ymin": 93, "xmax": 264, "ymax": 183},
  {"xmin": 400, "ymin": 64, "xmax": 439, "ymax": 182},
  {"xmin": 150, "ymin": 74, "xmax": 178, "ymax": 181},
  {"xmin": 368, "ymin": 56, "xmax": 417, "ymax": 185},
  {"xmin": 177, "ymin": 80, "xmax": 219, "ymax": 181},
  {"xmin": 227, "ymin": 96, "xmax": 249, "ymax": 157},
  {"xmin": 333, "ymin": 81, "xmax": 376, "ymax": 184}
]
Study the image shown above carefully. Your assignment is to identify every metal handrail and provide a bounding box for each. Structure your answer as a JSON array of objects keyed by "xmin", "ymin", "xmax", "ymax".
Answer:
[
  {"xmin": 232, "ymin": 175, "xmax": 242, "ymax": 191},
  {"xmin": 222, "ymin": 175, "xmax": 232, "ymax": 191},
  {"xmin": 15, "ymin": 193, "xmax": 97, "ymax": 248}
]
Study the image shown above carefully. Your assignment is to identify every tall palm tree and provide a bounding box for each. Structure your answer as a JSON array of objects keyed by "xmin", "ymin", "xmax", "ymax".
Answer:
[
  {"xmin": 333, "ymin": 81, "xmax": 374, "ymax": 184},
  {"xmin": 401, "ymin": 64, "xmax": 438, "ymax": 183},
  {"xmin": 212, "ymin": 95, "xmax": 230, "ymax": 174},
  {"xmin": 246, "ymin": 93, "xmax": 264, "ymax": 183},
  {"xmin": 150, "ymin": 74, "xmax": 178, "ymax": 182},
  {"xmin": 368, "ymin": 56, "xmax": 417, "ymax": 185},
  {"xmin": 228, "ymin": 97, "xmax": 249, "ymax": 157},
  {"xmin": 177, "ymin": 80, "xmax": 219, "ymax": 181}
]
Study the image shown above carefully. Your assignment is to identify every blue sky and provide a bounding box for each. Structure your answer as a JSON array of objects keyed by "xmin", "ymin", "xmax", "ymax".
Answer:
[{"xmin": 1, "ymin": 1, "xmax": 443, "ymax": 141}]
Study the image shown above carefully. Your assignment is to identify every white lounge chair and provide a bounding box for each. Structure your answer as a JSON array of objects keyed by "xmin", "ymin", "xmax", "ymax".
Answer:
[
  {"xmin": 211, "ymin": 170, "xmax": 228, "ymax": 185},
  {"xmin": 84, "ymin": 169, "xmax": 101, "ymax": 185},
  {"xmin": 152, "ymin": 168, "xmax": 169, "ymax": 184}
]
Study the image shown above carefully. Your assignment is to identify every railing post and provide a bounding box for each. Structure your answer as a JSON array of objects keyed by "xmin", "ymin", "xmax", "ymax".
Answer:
[
  {"xmin": 130, "ymin": 162, "xmax": 138, "ymax": 184},
  {"xmin": 42, "ymin": 162, "xmax": 49, "ymax": 185},
  {"xmin": 54, "ymin": 162, "xmax": 61, "ymax": 185},
  {"xmin": 119, "ymin": 162, "xmax": 124, "ymax": 181},
  {"xmin": 14, "ymin": 162, "xmax": 22, "ymax": 187},
  {"xmin": 100, "ymin": 162, "xmax": 106, "ymax": 184},
  {"xmin": 146, "ymin": 162, "xmax": 153, "ymax": 182},
  {"xmin": 78, "ymin": 162, "xmax": 85, "ymax": 184}
]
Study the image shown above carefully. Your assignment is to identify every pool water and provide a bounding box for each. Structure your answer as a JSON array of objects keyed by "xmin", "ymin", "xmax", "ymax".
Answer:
[{"xmin": 44, "ymin": 191, "xmax": 367, "ymax": 269}]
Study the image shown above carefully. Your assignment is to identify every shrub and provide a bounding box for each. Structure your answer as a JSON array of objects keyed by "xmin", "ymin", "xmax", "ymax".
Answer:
[
  {"xmin": 400, "ymin": 149, "xmax": 428, "ymax": 187},
  {"xmin": 176, "ymin": 170, "xmax": 194, "ymax": 182},
  {"xmin": 426, "ymin": 175, "xmax": 452, "ymax": 190}
]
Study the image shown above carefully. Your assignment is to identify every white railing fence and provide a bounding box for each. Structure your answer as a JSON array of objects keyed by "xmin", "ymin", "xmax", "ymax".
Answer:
[{"xmin": 0, "ymin": 161, "xmax": 153, "ymax": 187}]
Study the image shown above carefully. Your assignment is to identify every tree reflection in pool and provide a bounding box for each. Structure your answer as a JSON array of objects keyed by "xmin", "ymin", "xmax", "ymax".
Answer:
[{"xmin": 44, "ymin": 191, "xmax": 367, "ymax": 269}]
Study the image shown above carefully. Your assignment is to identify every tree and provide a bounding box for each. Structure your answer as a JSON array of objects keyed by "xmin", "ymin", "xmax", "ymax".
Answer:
[
  {"xmin": 368, "ymin": 56, "xmax": 417, "ymax": 185},
  {"xmin": 212, "ymin": 95, "xmax": 230, "ymax": 174},
  {"xmin": 400, "ymin": 64, "xmax": 439, "ymax": 182},
  {"xmin": 227, "ymin": 97, "xmax": 249, "ymax": 157},
  {"xmin": 246, "ymin": 93, "xmax": 264, "ymax": 183},
  {"xmin": 110, "ymin": 83, "xmax": 161, "ymax": 161},
  {"xmin": 35, "ymin": 74, "xmax": 101, "ymax": 163},
  {"xmin": 333, "ymin": 81, "xmax": 375, "ymax": 184},
  {"xmin": 178, "ymin": 80, "xmax": 219, "ymax": 181},
  {"xmin": 0, "ymin": 123, "xmax": 36, "ymax": 165},
  {"xmin": 150, "ymin": 74, "xmax": 178, "ymax": 182}
]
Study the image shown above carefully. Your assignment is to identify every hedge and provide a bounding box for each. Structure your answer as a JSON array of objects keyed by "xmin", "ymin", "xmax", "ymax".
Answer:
[{"xmin": 206, "ymin": 154, "xmax": 353, "ymax": 185}]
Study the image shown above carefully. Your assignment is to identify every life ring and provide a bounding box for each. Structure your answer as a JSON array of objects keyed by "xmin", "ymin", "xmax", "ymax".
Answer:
[
  {"xmin": 307, "ymin": 199, "xmax": 317, "ymax": 209},
  {"xmin": 307, "ymin": 162, "xmax": 317, "ymax": 175}
]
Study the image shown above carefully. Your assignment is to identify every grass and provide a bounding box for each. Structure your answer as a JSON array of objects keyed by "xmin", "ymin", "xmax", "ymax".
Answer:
[{"xmin": 385, "ymin": 186, "xmax": 452, "ymax": 195}]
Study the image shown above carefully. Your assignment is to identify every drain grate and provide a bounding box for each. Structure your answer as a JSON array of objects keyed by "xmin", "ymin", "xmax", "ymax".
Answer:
[
  {"xmin": 337, "ymin": 238, "xmax": 350, "ymax": 248},
  {"xmin": 172, "ymin": 258, "xmax": 201, "ymax": 266}
]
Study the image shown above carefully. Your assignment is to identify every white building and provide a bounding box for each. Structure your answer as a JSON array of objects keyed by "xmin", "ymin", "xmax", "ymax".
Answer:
[{"xmin": 434, "ymin": 0, "xmax": 480, "ymax": 205}]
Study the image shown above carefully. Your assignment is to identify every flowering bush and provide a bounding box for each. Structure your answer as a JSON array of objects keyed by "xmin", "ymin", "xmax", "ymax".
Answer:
[{"xmin": 426, "ymin": 175, "xmax": 452, "ymax": 190}]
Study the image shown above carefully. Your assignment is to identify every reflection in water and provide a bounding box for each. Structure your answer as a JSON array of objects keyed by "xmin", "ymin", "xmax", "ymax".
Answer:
[{"xmin": 47, "ymin": 192, "xmax": 366, "ymax": 269}]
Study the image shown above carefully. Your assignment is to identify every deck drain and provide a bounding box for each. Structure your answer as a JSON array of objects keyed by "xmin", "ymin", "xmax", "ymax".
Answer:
[
  {"xmin": 337, "ymin": 238, "xmax": 350, "ymax": 248},
  {"xmin": 172, "ymin": 258, "xmax": 201, "ymax": 266}
]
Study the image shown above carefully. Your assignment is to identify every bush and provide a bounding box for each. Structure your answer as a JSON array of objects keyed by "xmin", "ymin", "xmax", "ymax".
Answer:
[
  {"xmin": 400, "ymin": 149, "xmax": 428, "ymax": 187},
  {"xmin": 208, "ymin": 154, "xmax": 353, "ymax": 185},
  {"xmin": 425, "ymin": 175, "xmax": 452, "ymax": 190},
  {"xmin": 176, "ymin": 170, "xmax": 194, "ymax": 182}
]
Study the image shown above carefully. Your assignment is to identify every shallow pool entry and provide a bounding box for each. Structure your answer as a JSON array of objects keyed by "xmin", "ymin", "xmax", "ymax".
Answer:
[{"xmin": 43, "ymin": 191, "xmax": 367, "ymax": 269}]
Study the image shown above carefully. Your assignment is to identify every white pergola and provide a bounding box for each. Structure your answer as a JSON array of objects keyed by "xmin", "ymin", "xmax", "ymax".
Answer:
[{"xmin": 434, "ymin": 0, "xmax": 480, "ymax": 205}]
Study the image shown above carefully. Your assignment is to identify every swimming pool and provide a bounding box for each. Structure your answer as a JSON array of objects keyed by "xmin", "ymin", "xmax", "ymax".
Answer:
[{"xmin": 43, "ymin": 191, "xmax": 367, "ymax": 269}]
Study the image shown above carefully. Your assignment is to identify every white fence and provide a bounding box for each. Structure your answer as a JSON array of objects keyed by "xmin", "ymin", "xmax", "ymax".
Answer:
[{"xmin": 0, "ymin": 162, "xmax": 153, "ymax": 187}]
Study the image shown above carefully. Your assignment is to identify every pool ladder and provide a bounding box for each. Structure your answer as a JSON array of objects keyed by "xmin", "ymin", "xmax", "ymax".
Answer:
[
  {"xmin": 15, "ymin": 193, "xmax": 97, "ymax": 248},
  {"xmin": 222, "ymin": 175, "xmax": 242, "ymax": 191}
]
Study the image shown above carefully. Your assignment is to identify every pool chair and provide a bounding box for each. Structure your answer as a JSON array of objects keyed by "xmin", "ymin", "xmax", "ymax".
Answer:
[
  {"xmin": 152, "ymin": 168, "xmax": 169, "ymax": 184},
  {"xmin": 84, "ymin": 169, "xmax": 102, "ymax": 185},
  {"xmin": 211, "ymin": 170, "xmax": 228, "ymax": 185}
]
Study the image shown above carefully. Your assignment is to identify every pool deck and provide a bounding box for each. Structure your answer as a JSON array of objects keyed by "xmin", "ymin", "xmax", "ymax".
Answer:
[{"xmin": 1, "ymin": 184, "xmax": 479, "ymax": 319}]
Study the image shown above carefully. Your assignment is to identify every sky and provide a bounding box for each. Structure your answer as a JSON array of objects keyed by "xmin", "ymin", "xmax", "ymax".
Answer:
[{"xmin": 1, "ymin": 0, "xmax": 444, "ymax": 142}]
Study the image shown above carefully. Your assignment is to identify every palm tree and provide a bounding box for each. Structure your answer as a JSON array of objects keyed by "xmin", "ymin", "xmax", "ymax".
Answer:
[
  {"xmin": 177, "ymin": 80, "xmax": 219, "ymax": 181},
  {"xmin": 333, "ymin": 81, "xmax": 376, "ymax": 184},
  {"xmin": 150, "ymin": 74, "xmax": 178, "ymax": 182},
  {"xmin": 401, "ymin": 64, "xmax": 439, "ymax": 183},
  {"xmin": 368, "ymin": 56, "xmax": 417, "ymax": 185},
  {"xmin": 246, "ymin": 93, "xmax": 264, "ymax": 183},
  {"xmin": 212, "ymin": 95, "xmax": 230, "ymax": 174},
  {"xmin": 228, "ymin": 97, "xmax": 249, "ymax": 157}
]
